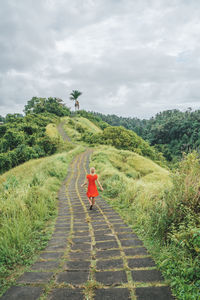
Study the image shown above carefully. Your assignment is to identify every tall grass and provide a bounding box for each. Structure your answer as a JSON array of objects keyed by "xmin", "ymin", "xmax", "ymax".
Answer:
[
  {"xmin": 61, "ymin": 117, "xmax": 81, "ymax": 141},
  {"xmin": 0, "ymin": 145, "xmax": 84, "ymax": 295},
  {"xmin": 60, "ymin": 116, "xmax": 102, "ymax": 143},
  {"xmin": 91, "ymin": 146, "xmax": 200, "ymax": 299},
  {"xmin": 46, "ymin": 123, "xmax": 74, "ymax": 151},
  {"xmin": 74, "ymin": 116, "xmax": 102, "ymax": 133}
]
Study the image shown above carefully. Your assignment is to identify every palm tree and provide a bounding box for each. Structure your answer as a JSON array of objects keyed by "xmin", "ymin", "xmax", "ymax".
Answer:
[{"xmin": 70, "ymin": 90, "xmax": 82, "ymax": 110}]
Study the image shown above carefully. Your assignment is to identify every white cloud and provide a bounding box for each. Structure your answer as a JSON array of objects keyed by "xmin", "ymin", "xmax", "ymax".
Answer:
[{"xmin": 0, "ymin": 0, "xmax": 200, "ymax": 118}]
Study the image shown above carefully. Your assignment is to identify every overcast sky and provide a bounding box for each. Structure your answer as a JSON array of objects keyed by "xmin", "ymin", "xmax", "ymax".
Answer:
[{"xmin": 0, "ymin": 0, "xmax": 200, "ymax": 118}]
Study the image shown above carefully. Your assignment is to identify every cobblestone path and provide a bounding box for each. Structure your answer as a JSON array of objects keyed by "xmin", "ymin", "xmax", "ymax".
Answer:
[{"xmin": 1, "ymin": 150, "xmax": 174, "ymax": 300}]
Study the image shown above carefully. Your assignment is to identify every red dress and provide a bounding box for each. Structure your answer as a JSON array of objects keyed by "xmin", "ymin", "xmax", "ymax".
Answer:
[{"xmin": 86, "ymin": 174, "xmax": 99, "ymax": 197}]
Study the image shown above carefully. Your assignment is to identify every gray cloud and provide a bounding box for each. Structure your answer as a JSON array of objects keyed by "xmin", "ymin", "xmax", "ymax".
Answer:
[{"xmin": 0, "ymin": 0, "xmax": 200, "ymax": 118}]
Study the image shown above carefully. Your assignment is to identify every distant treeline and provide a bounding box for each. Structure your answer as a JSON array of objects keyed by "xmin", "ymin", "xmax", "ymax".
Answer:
[{"xmin": 92, "ymin": 109, "xmax": 200, "ymax": 161}]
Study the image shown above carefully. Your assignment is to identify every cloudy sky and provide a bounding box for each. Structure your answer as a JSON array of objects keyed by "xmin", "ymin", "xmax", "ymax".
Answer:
[{"xmin": 0, "ymin": 0, "xmax": 200, "ymax": 118}]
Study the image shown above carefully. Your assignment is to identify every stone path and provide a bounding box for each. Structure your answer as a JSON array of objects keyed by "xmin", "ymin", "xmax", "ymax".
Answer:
[{"xmin": 1, "ymin": 150, "xmax": 174, "ymax": 300}]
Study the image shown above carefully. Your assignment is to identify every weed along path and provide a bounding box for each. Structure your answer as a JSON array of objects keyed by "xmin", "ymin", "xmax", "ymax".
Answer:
[{"xmin": 1, "ymin": 149, "xmax": 174, "ymax": 300}]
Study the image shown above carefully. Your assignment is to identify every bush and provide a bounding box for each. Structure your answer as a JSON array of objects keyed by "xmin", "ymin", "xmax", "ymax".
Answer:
[
  {"xmin": 0, "ymin": 125, "xmax": 7, "ymax": 138},
  {"xmin": 0, "ymin": 154, "xmax": 12, "ymax": 173},
  {"xmin": 81, "ymin": 126, "xmax": 166, "ymax": 166},
  {"xmin": 37, "ymin": 136, "xmax": 57, "ymax": 155},
  {"xmin": 3, "ymin": 130, "xmax": 25, "ymax": 151},
  {"xmin": 14, "ymin": 144, "xmax": 38, "ymax": 164},
  {"xmin": 76, "ymin": 124, "xmax": 85, "ymax": 133}
]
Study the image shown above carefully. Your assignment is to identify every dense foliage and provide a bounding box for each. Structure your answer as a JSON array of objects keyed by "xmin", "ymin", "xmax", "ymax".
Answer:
[
  {"xmin": 80, "ymin": 123, "xmax": 165, "ymax": 165},
  {"xmin": 24, "ymin": 97, "xmax": 70, "ymax": 116},
  {"xmin": 0, "ymin": 116, "xmax": 5, "ymax": 123},
  {"xmin": 0, "ymin": 97, "xmax": 70, "ymax": 174},
  {"xmin": 93, "ymin": 109, "xmax": 200, "ymax": 161}
]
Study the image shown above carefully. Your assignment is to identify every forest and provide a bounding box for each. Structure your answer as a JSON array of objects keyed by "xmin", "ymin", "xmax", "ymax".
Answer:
[{"xmin": 93, "ymin": 109, "xmax": 200, "ymax": 162}]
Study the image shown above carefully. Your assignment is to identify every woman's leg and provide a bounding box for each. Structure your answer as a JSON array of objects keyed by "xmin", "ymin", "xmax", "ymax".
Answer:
[
  {"xmin": 92, "ymin": 197, "xmax": 95, "ymax": 206},
  {"xmin": 88, "ymin": 197, "xmax": 92, "ymax": 205}
]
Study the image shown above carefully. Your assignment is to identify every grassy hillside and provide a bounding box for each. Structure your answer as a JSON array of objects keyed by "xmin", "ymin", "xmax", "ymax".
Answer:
[
  {"xmin": 0, "ymin": 145, "xmax": 84, "ymax": 295},
  {"xmin": 61, "ymin": 114, "xmax": 166, "ymax": 167},
  {"xmin": 46, "ymin": 123, "xmax": 74, "ymax": 152},
  {"xmin": 91, "ymin": 146, "xmax": 170, "ymax": 231},
  {"xmin": 91, "ymin": 147, "xmax": 200, "ymax": 299},
  {"xmin": 60, "ymin": 116, "xmax": 102, "ymax": 142}
]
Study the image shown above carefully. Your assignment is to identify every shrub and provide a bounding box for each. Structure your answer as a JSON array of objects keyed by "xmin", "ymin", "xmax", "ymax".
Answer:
[
  {"xmin": 3, "ymin": 130, "xmax": 25, "ymax": 151},
  {"xmin": 0, "ymin": 125, "xmax": 7, "ymax": 138},
  {"xmin": 0, "ymin": 154, "xmax": 12, "ymax": 173},
  {"xmin": 36, "ymin": 136, "xmax": 57, "ymax": 155},
  {"xmin": 14, "ymin": 144, "xmax": 38, "ymax": 164}
]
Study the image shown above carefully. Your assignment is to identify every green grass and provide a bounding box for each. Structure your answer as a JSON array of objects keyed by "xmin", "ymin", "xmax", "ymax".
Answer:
[
  {"xmin": 0, "ymin": 145, "xmax": 84, "ymax": 296},
  {"xmin": 60, "ymin": 116, "xmax": 102, "ymax": 143},
  {"xmin": 46, "ymin": 123, "xmax": 74, "ymax": 152},
  {"xmin": 90, "ymin": 146, "xmax": 200, "ymax": 300},
  {"xmin": 61, "ymin": 116, "xmax": 82, "ymax": 141},
  {"xmin": 91, "ymin": 146, "xmax": 170, "ymax": 205},
  {"xmin": 74, "ymin": 116, "xmax": 102, "ymax": 133}
]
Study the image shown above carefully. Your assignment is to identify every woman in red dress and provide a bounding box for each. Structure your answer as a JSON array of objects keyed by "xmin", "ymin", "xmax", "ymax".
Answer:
[{"xmin": 81, "ymin": 167, "xmax": 103, "ymax": 210}]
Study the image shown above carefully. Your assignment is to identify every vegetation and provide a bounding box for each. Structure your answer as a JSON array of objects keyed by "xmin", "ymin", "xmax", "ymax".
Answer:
[
  {"xmin": 91, "ymin": 147, "xmax": 200, "ymax": 299},
  {"xmin": 0, "ymin": 97, "xmax": 71, "ymax": 174},
  {"xmin": 24, "ymin": 97, "xmax": 70, "ymax": 116},
  {"xmin": 0, "ymin": 115, "xmax": 5, "ymax": 122},
  {"xmin": 69, "ymin": 90, "xmax": 82, "ymax": 109},
  {"xmin": 0, "ymin": 113, "xmax": 58, "ymax": 174},
  {"xmin": 60, "ymin": 112, "xmax": 166, "ymax": 166},
  {"xmin": 0, "ymin": 145, "xmax": 84, "ymax": 295},
  {"xmin": 93, "ymin": 109, "xmax": 200, "ymax": 162},
  {"xmin": 1, "ymin": 96, "xmax": 200, "ymax": 299},
  {"xmin": 46, "ymin": 123, "xmax": 74, "ymax": 152},
  {"xmin": 69, "ymin": 90, "xmax": 82, "ymax": 102},
  {"xmin": 75, "ymin": 110, "xmax": 108, "ymax": 130},
  {"xmin": 82, "ymin": 124, "xmax": 166, "ymax": 166}
]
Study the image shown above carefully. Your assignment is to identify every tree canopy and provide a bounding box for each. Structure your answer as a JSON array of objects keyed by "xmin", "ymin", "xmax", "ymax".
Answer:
[
  {"xmin": 24, "ymin": 97, "xmax": 70, "ymax": 116},
  {"xmin": 69, "ymin": 90, "xmax": 82, "ymax": 101}
]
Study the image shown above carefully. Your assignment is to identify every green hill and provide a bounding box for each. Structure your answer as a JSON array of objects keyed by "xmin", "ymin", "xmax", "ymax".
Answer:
[{"xmin": 59, "ymin": 114, "xmax": 166, "ymax": 167}]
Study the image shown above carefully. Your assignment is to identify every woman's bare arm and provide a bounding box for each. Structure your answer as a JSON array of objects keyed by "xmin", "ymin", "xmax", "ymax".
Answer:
[
  {"xmin": 97, "ymin": 178, "xmax": 104, "ymax": 191},
  {"xmin": 81, "ymin": 178, "xmax": 88, "ymax": 187}
]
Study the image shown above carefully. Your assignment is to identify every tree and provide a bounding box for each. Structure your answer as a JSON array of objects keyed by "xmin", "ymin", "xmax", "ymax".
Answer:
[
  {"xmin": 24, "ymin": 97, "xmax": 70, "ymax": 116},
  {"xmin": 0, "ymin": 115, "xmax": 5, "ymax": 122},
  {"xmin": 69, "ymin": 90, "xmax": 82, "ymax": 110}
]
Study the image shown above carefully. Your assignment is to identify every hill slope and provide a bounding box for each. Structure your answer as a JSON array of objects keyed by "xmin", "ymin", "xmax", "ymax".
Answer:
[{"xmin": 60, "ymin": 114, "xmax": 166, "ymax": 167}]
